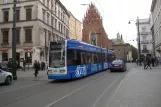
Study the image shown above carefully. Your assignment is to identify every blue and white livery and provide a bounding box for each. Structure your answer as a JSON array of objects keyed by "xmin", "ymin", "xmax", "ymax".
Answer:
[{"xmin": 47, "ymin": 40, "xmax": 115, "ymax": 80}]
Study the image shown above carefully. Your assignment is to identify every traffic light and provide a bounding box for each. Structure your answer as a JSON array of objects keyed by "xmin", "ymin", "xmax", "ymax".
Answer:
[{"xmin": 27, "ymin": 48, "xmax": 31, "ymax": 57}]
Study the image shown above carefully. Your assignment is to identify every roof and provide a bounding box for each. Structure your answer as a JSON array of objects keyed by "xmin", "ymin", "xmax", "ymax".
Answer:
[
  {"xmin": 66, "ymin": 39, "xmax": 115, "ymax": 54},
  {"xmin": 56, "ymin": 0, "xmax": 70, "ymax": 17},
  {"xmin": 67, "ymin": 40, "xmax": 102, "ymax": 52}
]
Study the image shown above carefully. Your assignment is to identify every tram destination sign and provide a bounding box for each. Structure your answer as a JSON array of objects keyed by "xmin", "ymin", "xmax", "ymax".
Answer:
[{"xmin": 50, "ymin": 42, "xmax": 64, "ymax": 50}]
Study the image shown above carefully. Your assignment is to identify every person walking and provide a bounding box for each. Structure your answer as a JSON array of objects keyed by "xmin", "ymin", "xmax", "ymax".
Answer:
[
  {"xmin": 23, "ymin": 60, "xmax": 26, "ymax": 72},
  {"xmin": 143, "ymin": 56, "xmax": 147, "ymax": 69},
  {"xmin": 33, "ymin": 60, "xmax": 39, "ymax": 77},
  {"xmin": 146, "ymin": 55, "xmax": 152, "ymax": 69},
  {"xmin": 152, "ymin": 56, "xmax": 155, "ymax": 67}
]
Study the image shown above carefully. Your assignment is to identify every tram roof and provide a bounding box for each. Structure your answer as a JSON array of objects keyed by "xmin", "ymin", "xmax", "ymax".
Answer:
[
  {"xmin": 66, "ymin": 40, "xmax": 115, "ymax": 54},
  {"xmin": 66, "ymin": 40, "xmax": 102, "ymax": 52}
]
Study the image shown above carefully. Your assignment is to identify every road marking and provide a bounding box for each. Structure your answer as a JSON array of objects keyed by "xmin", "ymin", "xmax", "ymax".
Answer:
[
  {"xmin": 44, "ymin": 77, "xmax": 106, "ymax": 107},
  {"xmin": 89, "ymin": 75, "xmax": 121, "ymax": 107},
  {"xmin": 0, "ymin": 82, "xmax": 44, "ymax": 95}
]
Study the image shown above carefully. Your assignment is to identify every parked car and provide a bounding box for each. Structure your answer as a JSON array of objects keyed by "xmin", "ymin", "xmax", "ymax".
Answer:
[
  {"xmin": 0, "ymin": 69, "xmax": 13, "ymax": 85},
  {"xmin": 110, "ymin": 60, "xmax": 127, "ymax": 72}
]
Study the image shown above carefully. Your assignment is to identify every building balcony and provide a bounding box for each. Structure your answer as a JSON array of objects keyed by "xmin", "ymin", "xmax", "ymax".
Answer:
[
  {"xmin": 140, "ymin": 32, "xmax": 151, "ymax": 35},
  {"xmin": 1, "ymin": 43, "xmax": 11, "ymax": 48},
  {"xmin": 141, "ymin": 40, "xmax": 152, "ymax": 44},
  {"xmin": 142, "ymin": 49, "xmax": 149, "ymax": 53}
]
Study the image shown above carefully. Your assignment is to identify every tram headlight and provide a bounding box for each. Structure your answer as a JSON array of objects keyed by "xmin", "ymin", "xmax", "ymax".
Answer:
[
  {"xmin": 60, "ymin": 70, "xmax": 65, "ymax": 73},
  {"xmin": 48, "ymin": 70, "xmax": 52, "ymax": 74}
]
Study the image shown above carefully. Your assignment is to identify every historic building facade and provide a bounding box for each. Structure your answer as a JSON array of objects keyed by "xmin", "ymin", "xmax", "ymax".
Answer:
[
  {"xmin": 0, "ymin": 0, "xmax": 70, "ymax": 67},
  {"xmin": 138, "ymin": 18, "xmax": 153, "ymax": 56},
  {"xmin": 69, "ymin": 11, "xmax": 82, "ymax": 41},
  {"xmin": 82, "ymin": 3, "xmax": 112, "ymax": 49},
  {"xmin": 150, "ymin": 0, "xmax": 161, "ymax": 57}
]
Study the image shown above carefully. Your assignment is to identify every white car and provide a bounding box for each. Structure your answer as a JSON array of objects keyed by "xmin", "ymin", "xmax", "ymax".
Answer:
[{"xmin": 0, "ymin": 69, "xmax": 13, "ymax": 85}]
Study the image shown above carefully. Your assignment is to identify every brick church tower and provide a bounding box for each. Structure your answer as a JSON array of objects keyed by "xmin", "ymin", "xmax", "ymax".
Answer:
[{"xmin": 82, "ymin": 3, "xmax": 112, "ymax": 48}]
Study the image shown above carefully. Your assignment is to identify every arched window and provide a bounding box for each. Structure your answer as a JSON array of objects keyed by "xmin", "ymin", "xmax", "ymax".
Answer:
[{"xmin": 89, "ymin": 31, "xmax": 97, "ymax": 46}]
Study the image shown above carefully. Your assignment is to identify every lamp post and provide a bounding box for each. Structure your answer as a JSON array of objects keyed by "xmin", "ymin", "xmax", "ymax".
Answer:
[
  {"xmin": 12, "ymin": 0, "xmax": 17, "ymax": 80},
  {"xmin": 128, "ymin": 17, "xmax": 142, "ymax": 66}
]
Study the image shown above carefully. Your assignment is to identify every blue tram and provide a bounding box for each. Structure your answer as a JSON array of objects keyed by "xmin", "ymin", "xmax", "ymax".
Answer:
[{"xmin": 47, "ymin": 40, "xmax": 115, "ymax": 80}]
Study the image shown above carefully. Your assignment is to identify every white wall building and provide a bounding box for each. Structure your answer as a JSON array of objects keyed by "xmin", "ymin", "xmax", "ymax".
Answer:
[
  {"xmin": 150, "ymin": 0, "xmax": 161, "ymax": 57},
  {"xmin": 0, "ymin": 0, "xmax": 70, "ymax": 67},
  {"xmin": 137, "ymin": 18, "xmax": 153, "ymax": 56}
]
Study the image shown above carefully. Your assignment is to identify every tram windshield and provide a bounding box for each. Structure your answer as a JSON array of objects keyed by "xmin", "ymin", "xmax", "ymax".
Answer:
[{"xmin": 49, "ymin": 41, "xmax": 65, "ymax": 68}]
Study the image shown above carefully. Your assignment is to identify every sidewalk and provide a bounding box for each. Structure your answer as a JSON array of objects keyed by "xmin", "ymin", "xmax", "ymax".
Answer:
[
  {"xmin": 109, "ymin": 67, "xmax": 161, "ymax": 107},
  {"xmin": 17, "ymin": 69, "xmax": 48, "ymax": 80}
]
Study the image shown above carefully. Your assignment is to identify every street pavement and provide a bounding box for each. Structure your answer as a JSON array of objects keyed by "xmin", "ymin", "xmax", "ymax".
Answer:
[{"xmin": 2, "ymin": 63, "xmax": 161, "ymax": 107}]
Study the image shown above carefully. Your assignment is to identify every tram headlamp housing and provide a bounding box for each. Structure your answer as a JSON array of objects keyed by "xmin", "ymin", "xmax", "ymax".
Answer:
[
  {"xmin": 48, "ymin": 70, "xmax": 52, "ymax": 73},
  {"xmin": 60, "ymin": 70, "xmax": 65, "ymax": 73}
]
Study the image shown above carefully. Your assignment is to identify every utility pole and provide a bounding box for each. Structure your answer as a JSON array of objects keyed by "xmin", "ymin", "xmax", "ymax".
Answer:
[
  {"xmin": 137, "ymin": 17, "xmax": 142, "ymax": 66},
  {"xmin": 12, "ymin": 0, "xmax": 17, "ymax": 80}
]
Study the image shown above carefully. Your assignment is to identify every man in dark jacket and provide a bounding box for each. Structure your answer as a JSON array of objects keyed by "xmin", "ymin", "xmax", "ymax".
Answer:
[
  {"xmin": 146, "ymin": 55, "xmax": 152, "ymax": 69},
  {"xmin": 33, "ymin": 60, "xmax": 39, "ymax": 77}
]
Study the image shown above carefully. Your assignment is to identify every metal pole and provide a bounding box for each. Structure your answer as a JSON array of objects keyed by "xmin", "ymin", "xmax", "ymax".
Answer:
[
  {"xmin": 28, "ymin": 58, "xmax": 29, "ymax": 70},
  {"xmin": 12, "ymin": 0, "xmax": 17, "ymax": 80},
  {"xmin": 137, "ymin": 17, "xmax": 142, "ymax": 66},
  {"xmin": 45, "ymin": 31, "xmax": 47, "ymax": 63},
  {"xmin": 151, "ymin": 26, "xmax": 155, "ymax": 56}
]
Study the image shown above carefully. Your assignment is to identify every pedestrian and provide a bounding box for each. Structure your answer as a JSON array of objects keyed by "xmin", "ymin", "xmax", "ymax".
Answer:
[
  {"xmin": 23, "ymin": 60, "xmax": 26, "ymax": 72},
  {"xmin": 41, "ymin": 61, "xmax": 43, "ymax": 70},
  {"xmin": 152, "ymin": 56, "xmax": 155, "ymax": 67},
  {"xmin": 143, "ymin": 56, "xmax": 147, "ymax": 69},
  {"xmin": 146, "ymin": 55, "xmax": 152, "ymax": 69},
  {"xmin": 136, "ymin": 59, "xmax": 138, "ymax": 66},
  {"xmin": 41, "ymin": 61, "xmax": 45, "ymax": 71},
  {"xmin": 38, "ymin": 61, "xmax": 40, "ymax": 71},
  {"xmin": 33, "ymin": 60, "xmax": 39, "ymax": 77}
]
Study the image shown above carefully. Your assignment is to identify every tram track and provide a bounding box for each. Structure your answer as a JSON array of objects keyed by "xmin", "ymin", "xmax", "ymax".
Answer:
[
  {"xmin": 0, "ymin": 71, "xmax": 112, "ymax": 107},
  {"xmin": 43, "ymin": 73, "xmax": 123, "ymax": 107}
]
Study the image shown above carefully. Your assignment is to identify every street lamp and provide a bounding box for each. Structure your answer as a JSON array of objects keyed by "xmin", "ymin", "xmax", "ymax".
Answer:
[
  {"xmin": 12, "ymin": 0, "xmax": 17, "ymax": 80},
  {"xmin": 128, "ymin": 17, "xmax": 142, "ymax": 66}
]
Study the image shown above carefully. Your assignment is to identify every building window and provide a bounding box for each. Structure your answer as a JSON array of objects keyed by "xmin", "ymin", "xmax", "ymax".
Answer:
[
  {"xmin": 142, "ymin": 27, "xmax": 146, "ymax": 32},
  {"xmin": 48, "ymin": 32, "xmax": 51, "ymax": 43},
  {"xmin": 142, "ymin": 35, "xmax": 146, "ymax": 41},
  {"xmin": 43, "ymin": 9, "xmax": 45, "ymax": 22},
  {"xmin": 58, "ymin": 10, "xmax": 60, "ymax": 18},
  {"xmin": 2, "ymin": 53, "xmax": 8, "ymax": 61},
  {"xmin": 47, "ymin": 13, "xmax": 50, "ymax": 24},
  {"xmin": 26, "ymin": 8, "xmax": 32, "ymax": 20},
  {"xmin": 16, "ymin": 9, "xmax": 20, "ymax": 21},
  {"xmin": 47, "ymin": 0, "xmax": 50, "ymax": 8},
  {"xmin": 2, "ymin": 30, "xmax": 9, "ymax": 44},
  {"xmin": 55, "ymin": 2, "xmax": 57, "ymax": 14},
  {"xmin": 55, "ymin": 19, "xmax": 57, "ymax": 29},
  {"xmin": 64, "ymin": 26, "xmax": 65, "ymax": 35},
  {"xmin": 61, "ymin": 24, "xmax": 63, "ymax": 33},
  {"xmin": 43, "ymin": 0, "xmax": 45, "ymax": 4},
  {"xmin": 59, "ymin": 22, "xmax": 61, "ymax": 32},
  {"xmin": 51, "ymin": 18, "xmax": 53, "ymax": 27},
  {"xmin": 143, "ymin": 45, "xmax": 147, "ymax": 50},
  {"xmin": 25, "ymin": 28, "xmax": 32, "ymax": 43},
  {"xmin": 3, "ymin": 10, "xmax": 9, "ymax": 22},
  {"xmin": 16, "ymin": 29, "xmax": 20, "ymax": 43}
]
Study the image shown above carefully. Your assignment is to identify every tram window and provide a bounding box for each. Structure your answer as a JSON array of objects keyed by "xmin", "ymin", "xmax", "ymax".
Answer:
[
  {"xmin": 80, "ymin": 52, "xmax": 87, "ymax": 65},
  {"xmin": 67, "ymin": 49, "xmax": 81, "ymax": 66},
  {"xmin": 91, "ymin": 53, "xmax": 94, "ymax": 63},
  {"xmin": 98, "ymin": 53, "xmax": 101, "ymax": 63},
  {"xmin": 86, "ymin": 52, "xmax": 91, "ymax": 64}
]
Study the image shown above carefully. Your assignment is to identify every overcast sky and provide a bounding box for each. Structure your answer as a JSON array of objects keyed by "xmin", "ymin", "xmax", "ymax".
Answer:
[{"xmin": 60, "ymin": 0, "xmax": 152, "ymax": 47}]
